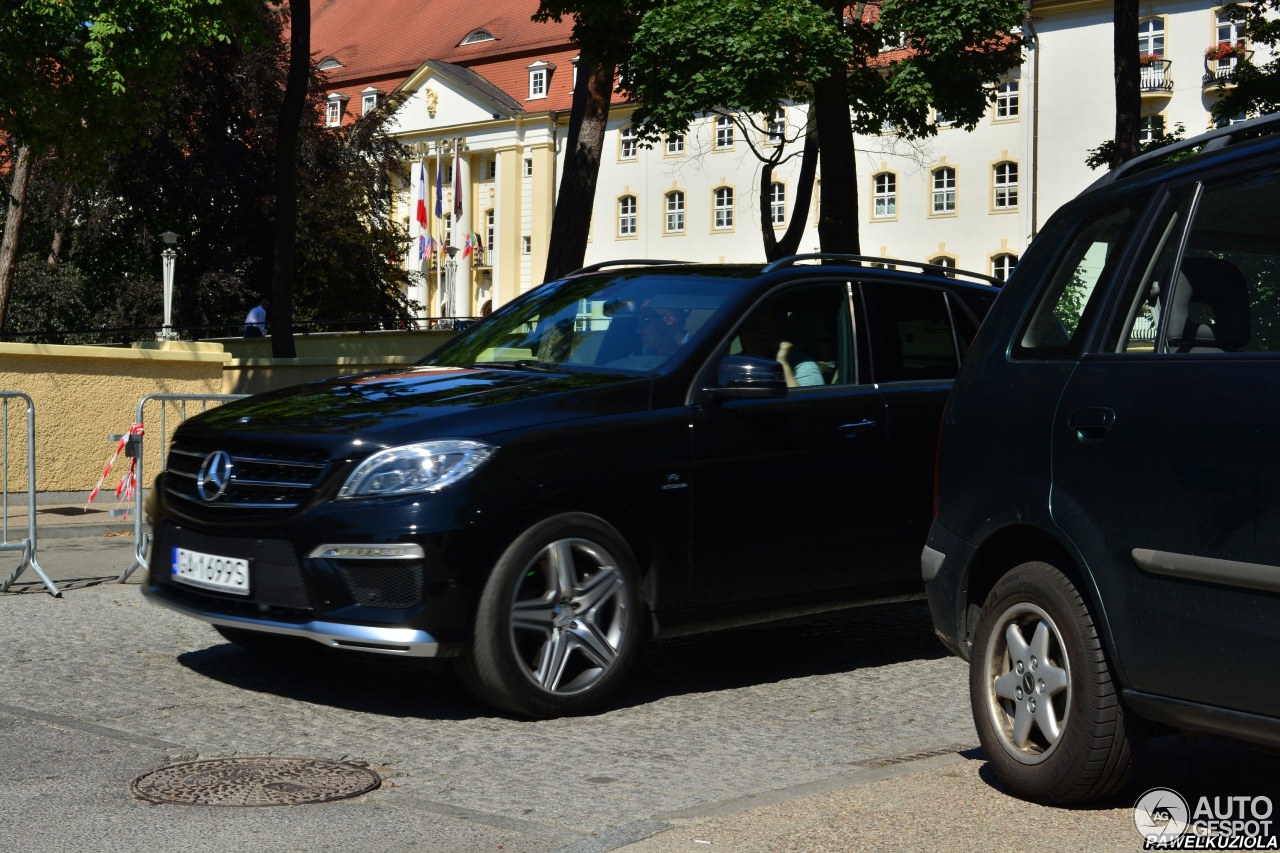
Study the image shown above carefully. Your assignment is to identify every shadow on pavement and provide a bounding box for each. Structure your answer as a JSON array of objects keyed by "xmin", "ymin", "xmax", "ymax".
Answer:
[
  {"xmin": 972, "ymin": 735, "xmax": 1280, "ymax": 813},
  {"xmin": 175, "ymin": 603, "xmax": 949, "ymax": 721}
]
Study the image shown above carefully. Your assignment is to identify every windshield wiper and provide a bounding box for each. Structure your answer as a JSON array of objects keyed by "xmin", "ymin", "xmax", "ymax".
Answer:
[{"xmin": 471, "ymin": 360, "xmax": 559, "ymax": 373}]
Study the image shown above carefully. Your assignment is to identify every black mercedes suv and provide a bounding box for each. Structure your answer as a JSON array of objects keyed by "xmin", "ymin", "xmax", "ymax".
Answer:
[
  {"xmin": 143, "ymin": 254, "xmax": 998, "ymax": 717},
  {"xmin": 925, "ymin": 115, "xmax": 1280, "ymax": 803}
]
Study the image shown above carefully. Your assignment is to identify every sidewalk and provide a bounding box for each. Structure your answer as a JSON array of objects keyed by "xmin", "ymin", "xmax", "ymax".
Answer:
[{"xmin": 2, "ymin": 494, "xmax": 140, "ymax": 541}]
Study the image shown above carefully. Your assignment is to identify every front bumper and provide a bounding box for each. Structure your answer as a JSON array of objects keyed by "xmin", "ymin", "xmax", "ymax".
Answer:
[{"xmin": 143, "ymin": 585, "xmax": 443, "ymax": 656}]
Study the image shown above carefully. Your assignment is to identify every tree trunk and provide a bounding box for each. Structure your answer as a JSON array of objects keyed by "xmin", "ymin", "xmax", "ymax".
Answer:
[
  {"xmin": 542, "ymin": 59, "xmax": 614, "ymax": 282},
  {"xmin": 0, "ymin": 144, "xmax": 33, "ymax": 331},
  {"xmin": 774, "ymin": 126, "xmax": 819, "ymax": 259},
  {"xmin": 47, "ymin": 184, "xmax": 73, "ymax": 265},
  {"xmin": 270, "ymin": 0, "xmax": 309, "ymax": 358},
  {"xmin": 813, "ymin": 1, "xmax": 859, "ymax": 254},
  {"xmin": 1113, "ymin": 0, "xmax": 1141, "ymax": 165}
]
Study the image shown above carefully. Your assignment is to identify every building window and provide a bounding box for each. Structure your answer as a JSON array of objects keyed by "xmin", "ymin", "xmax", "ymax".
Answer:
[
  {"xmin": 713, "ymin": 187, "xmax": 734, "ymax": 229},
  {"xmin": 461, "ymin": 28, "xmax": 496, "ymax": 45},
  {"xmin": 484, "ymin": 209, "xmax": 494, "ymax": 263},
  {"xmin": 880, "ymin": 119, "xmax": 896, "ymax": 134},
  {"xmin": 318, "ymin": 56, "xmax": 343, "ymax": 71},
  {"xmin": 930, "ymin": 256, "xmax": 956, "ymax": 275},
  {"xmin": 770, "ymin": 183, "xmax": 785, "ymax": 225},
  {"xmin": 522, "ymin": 236, "xmax": 532, "ymax": 254},
  {"xmin": 993, "ymin": 253, "xmax": 1018, "ymax": 281},
  {"xmin": 933, "ymin": 107, "xmax": 953, "ymax": 128},
  {"xmin": 995, "ymin": 81, "xmax": 1019, "ymax": 120},
  {"xmin": 1140, "ymin": 114, "xmax": 1165, "ymax": 144},
  {"xmin": 528, "ymin": 61, "xmax": 555, "ymax": 100},
  {"xmin": 484, "ymin": 160, "xmax": 497, "ymax": 180},
  {"xmin": 443, "ymin": 214, "xmax": 452, "ymax": 247},
  {"xmin": 1139, "ymin": 18, "xmax": 1164, "ymax": 57},
  {"xmin": 571, "ymin": 55, "xmax": 579, "ymax": 90},
  {"xmin": 766, "ymin": 108, "xmax": 786, "ymax": 144},
  {"xmin": 620, "ymin": 126, "xmax": 638, "ymax": 160},
  {"xmin": 325, "ymin": 95, "xmax": 344, "ymax": 127},
  {"xmin": 1217, "ymin": 9, "xmax": 1245, "ymax": 48},
  {"xmin": 524, "ymin": 158, "xmax": 533, "ymax": 177},
  {"xmin": 932, "ymin": 167, "xmax": 956, "ymax": 215},
  {"xmin": 666, "ymin": 134, "xmax": 684, "ymax": 155},
  {"xmin": 715, "ymin": 116, "xmax": 734, "ymax": 149},
  {"xmin": 361, "ymin": 89, "xmax": 379, "ymax": 116},
  {"xmin": 619, "ymin": 195, "xmax": 637, "ymax": 237},
  {"xmin": 873, "ymin": 172, "xmax": 896, "ymax": 219},
  {"xmin": 993, "ymin": 162, "xmax": 1018, "ymax": 210},
  {"xmin": 665, "ymin": 191, "xmax": 685, "ymax": 233}
]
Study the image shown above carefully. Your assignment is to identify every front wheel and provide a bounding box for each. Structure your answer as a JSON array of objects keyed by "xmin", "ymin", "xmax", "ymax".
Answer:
[
  {"xmin": 970, "ymin": 561, "xmax": 1140, "ymax": 803},
  {"xmin": 458, "ymin": 513, "xmax": 642, "ymax": 717}
]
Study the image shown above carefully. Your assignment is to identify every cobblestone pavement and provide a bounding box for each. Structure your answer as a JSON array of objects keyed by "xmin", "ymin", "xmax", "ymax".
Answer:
[{"xmin": 2, "ymin": 536, "xmax": 1277, "ymax": 852}]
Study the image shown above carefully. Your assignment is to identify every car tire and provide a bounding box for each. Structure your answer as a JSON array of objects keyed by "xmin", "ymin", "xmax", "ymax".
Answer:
[
  {"xmin": 458, "ymin": 512, "xmax": 642, "ymax": 718},
  {"xmin": 970, "ymin": 560, "xmax": 1139, "ymax": 803}
]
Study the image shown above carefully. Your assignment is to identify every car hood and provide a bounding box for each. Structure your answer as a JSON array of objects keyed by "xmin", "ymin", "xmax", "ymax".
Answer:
[{"xmin": 179, "ymin": 365, "xmax": 644, "ymax": 453}]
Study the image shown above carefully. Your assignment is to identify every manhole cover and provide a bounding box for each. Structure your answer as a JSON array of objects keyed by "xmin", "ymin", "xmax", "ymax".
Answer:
[{"xmin": 130, "ymin": 757, "xmax": 380, "ymax": 807}]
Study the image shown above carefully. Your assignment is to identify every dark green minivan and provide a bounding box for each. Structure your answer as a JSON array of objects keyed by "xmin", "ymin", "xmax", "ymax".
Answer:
[{"xmin": 926, "ymin": 114, "xmax": 1280, "ymax": 803}]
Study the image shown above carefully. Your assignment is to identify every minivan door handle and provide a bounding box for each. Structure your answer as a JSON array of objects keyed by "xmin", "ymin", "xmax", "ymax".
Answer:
[{"xmin": 1068, "ymin": 406, "xmax": 1115, "ymax": 442}]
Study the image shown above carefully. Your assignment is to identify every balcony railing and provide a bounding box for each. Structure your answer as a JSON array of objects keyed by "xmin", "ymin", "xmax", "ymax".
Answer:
[
  {"xmin": 1203, "ymin": 49, "xmax": 1253, "ymax": 86},
  {"xmin": 1140, "ymin": 59, "xmax": 1174, "ymax": 93}
]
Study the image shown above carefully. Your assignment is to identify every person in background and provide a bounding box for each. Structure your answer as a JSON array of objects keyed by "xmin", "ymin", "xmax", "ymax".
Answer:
[
  {"xmin": 637, "ymin": 305, "xmax": 688, "ymax": 356},
  {"xmin": 243, "ymin": 297, "xmax": 269, "ymax": 337}
]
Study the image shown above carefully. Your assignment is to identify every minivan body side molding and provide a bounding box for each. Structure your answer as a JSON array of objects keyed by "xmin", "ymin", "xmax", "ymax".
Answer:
[{"xmin": 1131, "ymin": 548, "xmax": 1280, "ymax": 594}]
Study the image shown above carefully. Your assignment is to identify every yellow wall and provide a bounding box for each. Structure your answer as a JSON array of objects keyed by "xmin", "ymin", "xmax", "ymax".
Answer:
[{"xmin": 0, "ymin": 330, "xmax": 459, "ymax": 495}]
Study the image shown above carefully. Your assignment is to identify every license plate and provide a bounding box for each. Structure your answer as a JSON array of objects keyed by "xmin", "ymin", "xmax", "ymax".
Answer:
[{"xmin": 172, "ymin": 547, "xmax": 250, "ymax": 595}]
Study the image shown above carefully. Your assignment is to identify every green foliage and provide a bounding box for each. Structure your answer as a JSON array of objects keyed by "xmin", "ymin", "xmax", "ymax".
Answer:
[
  {"xmin": 0, "ymin": 0, "xmax": 266, "ymax": 168},
  {"xmin": 2, "ymin": 3, "xmax": 415, "ymax": 339},
  {"xmin": 1085, "ymin": 122, "xmax": 1187, "ymax": 170},
  {"xmin": 624, "ymin": 0, "xmax": 851, "ymax": 139}
]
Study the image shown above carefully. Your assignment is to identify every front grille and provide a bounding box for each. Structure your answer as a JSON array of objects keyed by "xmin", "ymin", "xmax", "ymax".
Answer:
[
  {"xmin": 165, "ymin": 438, "xmax": 331, "ymax": 514},
  {"xmin": 153, "ymin": 521, "xmax": 312, "ymax": 610},
  {"xmin": 337, "ymin": 564, "xmax": 425, "ymax": 609}
]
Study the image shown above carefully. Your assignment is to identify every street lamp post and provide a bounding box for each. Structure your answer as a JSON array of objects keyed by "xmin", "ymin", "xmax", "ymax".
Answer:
[{"xmin": 158, "ymin": 231, "xmax": 179, "ymax": 341}]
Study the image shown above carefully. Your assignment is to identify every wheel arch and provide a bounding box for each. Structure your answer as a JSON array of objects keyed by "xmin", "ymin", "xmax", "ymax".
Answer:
[{"xmin": 959, "ymin": 524, "xmax": 1120, "ymax": 679}]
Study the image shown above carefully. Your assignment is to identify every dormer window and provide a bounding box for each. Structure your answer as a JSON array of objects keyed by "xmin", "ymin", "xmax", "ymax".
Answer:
[
  {"xmin": 361, "ymin": 87, "xmax": 382, "ymax": 117},
  {"xmin": 325, "ymin": 92, "xmax": 349, "ymax": 127},
  {"xmin": 528, "ymin": 60, "xmax": 555, "ymax": 100},
  {"xmin": 318, "ymin": 56, "xmax": 343, "ymax": 71},
  {"xmin": 460, "ymin": 28, "xmax": 496, "ymax": 45}
]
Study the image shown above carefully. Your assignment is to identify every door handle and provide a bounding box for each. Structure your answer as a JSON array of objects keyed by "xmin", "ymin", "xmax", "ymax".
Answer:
[
  {"xmin": 1068, "ymin": 406, "xmax": 1115, "ymax": 442},
  {"xmin": 839, "ymin": 419, "xmax": 877, "ymax": 437}
]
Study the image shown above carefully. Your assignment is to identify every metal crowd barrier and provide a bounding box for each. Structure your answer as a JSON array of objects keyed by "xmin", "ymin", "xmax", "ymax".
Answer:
[
  {"xmin": 0, "ymin": 391, "xmax": 60, "ymax": 596},
  {"xmin": 117, "ymin": 393, "xmax": 250, "ymax": 583}
]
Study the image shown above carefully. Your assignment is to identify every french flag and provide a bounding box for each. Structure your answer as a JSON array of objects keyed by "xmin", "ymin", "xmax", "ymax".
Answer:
[{"xmin": 415, "ymin": 163, "xmax": 428, "ymax": 230}]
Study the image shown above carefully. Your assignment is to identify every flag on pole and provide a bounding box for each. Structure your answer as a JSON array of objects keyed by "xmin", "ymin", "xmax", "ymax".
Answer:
[
  {"xmin": 452, "ymin": 139, "xmax": 463, "ymax": 218},
  {"xmin": 414, "ymin": 162, "xmax": 428, "ymax": 229},
  {"xmin": 424, "ymin": 235, "xmax": 435, "ymax": 262},
  {"xmin": 473, "ymin": 231, "xmax": 484, "ymax": 250},
  {"xmin": 461, "ymin": 232, "xmax": 473, "ymax": 259},
  {"xmin": 434, "ymin": 158, "xmax": 443, "ymax": 219},
  {"xmin": 417, "ymin": 233, "xmax": 426, "ymax": 261}
]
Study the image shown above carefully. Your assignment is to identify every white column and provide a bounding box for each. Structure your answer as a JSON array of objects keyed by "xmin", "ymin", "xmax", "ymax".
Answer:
[{"xmin": 454, "ymin": 147, "xmax": 472, "ymax": 317}]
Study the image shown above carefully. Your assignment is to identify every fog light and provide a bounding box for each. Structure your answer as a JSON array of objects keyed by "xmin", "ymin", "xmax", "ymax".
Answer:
[{"xmin": 308, "ymin": 544, "xmax": 425, "ymax": 560}]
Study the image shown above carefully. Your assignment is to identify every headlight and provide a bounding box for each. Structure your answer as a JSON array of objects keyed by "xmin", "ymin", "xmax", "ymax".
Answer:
[{"xmin": 338, "ymin": 439, "xmax": 496, "ymax": 499}]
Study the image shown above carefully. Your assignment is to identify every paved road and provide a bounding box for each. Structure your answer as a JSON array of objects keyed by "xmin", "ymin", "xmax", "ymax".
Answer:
[{"xmin": 1, "ymin": 535, "xmax": 1276, "ymax": 852}]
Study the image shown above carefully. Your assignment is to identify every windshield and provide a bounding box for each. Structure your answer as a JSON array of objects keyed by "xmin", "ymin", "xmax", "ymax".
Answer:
[{"xmin": 424, "ymin": 273, "xmax": 739, "ymax": 375}]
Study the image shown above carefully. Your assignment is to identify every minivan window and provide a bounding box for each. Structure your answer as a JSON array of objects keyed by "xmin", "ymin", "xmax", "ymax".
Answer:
[
  {"xmin": 1158, "ymin": 167, "xmax": 1280, "ymax": 354},
  {"xmin": 1015, "ymin": 193, "xmax": 1153, "ymax": 357}
]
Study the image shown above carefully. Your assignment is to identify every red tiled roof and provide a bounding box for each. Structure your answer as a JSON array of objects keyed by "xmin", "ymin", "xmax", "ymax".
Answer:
[{"xmin": 313, "ymin": 0, "xmax": 589, "ymax": 126}]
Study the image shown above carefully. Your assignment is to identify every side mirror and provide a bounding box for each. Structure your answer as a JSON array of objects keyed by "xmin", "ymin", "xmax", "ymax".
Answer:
[{"xmin": 704, "ymin": 355, "xmax": 787, "ymax": 400}]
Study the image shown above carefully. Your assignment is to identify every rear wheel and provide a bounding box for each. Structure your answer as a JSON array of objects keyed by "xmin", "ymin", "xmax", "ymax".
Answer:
[
  {"xmin": 458, "ymin": 512, "xmax": 642, "ymax": 718},
  {"xmin": 970, "ymin": 560, "xmax": 1140, "ymax": 803}
]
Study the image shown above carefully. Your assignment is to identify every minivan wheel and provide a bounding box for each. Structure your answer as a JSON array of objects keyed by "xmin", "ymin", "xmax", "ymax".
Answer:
[
  {"xmin": 970, "ymin": 561, "xmax": 1138, "ymax": 803},
  {"xmin": 459, "ymin": 513, "xmax": 641, "ymax": 718}
]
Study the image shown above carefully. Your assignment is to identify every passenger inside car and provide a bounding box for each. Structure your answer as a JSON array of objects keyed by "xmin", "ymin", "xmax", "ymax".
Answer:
[{"xmin": 736, "ymin": 308, "xmax": 824, "ymax": 386}]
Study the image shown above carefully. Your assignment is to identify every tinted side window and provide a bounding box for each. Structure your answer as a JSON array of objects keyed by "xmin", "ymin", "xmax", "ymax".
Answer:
[
  {"xmin": 1162, "ymin": 168, "xmax": 1280, "ymax": 354},
  {"xmin": 728, "ymin": 282, "xmax": 854, "ymax": 387},
  {"xmin": 1015, "ymin": 192, "xmax": 1153, "ymax": 357},
  {"xmin": 864, "ymin": 284, "xmax": 958, "ymax": 382}
]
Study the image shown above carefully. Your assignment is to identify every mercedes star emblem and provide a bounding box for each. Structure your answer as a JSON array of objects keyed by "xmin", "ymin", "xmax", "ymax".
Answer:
[{"xmin": 196, "ymin": 450, "xmax": 234, "ymax": 501}]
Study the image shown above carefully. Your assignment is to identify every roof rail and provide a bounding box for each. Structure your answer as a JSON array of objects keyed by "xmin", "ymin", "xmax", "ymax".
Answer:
[
  {"xmin": 1087, "ymin": 111, "xmax": 1280, "ymax": 190},
  {"xmin": 564, "ymin": 259, "xmax": 690, "ymax": 277},
  {"xmin": 762, "ymin": 253, "xmax": 1003, "ymax": 287}
]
